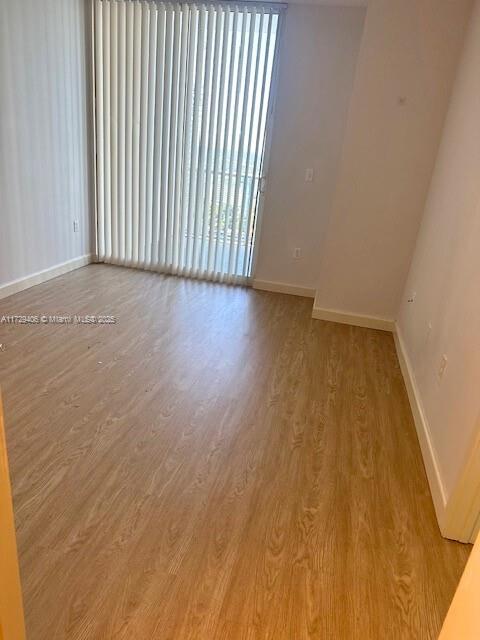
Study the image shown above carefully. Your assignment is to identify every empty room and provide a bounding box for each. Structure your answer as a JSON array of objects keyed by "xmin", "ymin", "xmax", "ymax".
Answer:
[{"xmin": 1, "ymin": 0, "xmax": 480, "ymax": 638}]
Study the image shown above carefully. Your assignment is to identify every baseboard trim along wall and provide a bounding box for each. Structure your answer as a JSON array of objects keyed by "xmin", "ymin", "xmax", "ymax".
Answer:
[
  {"xmin": 0, "ymin": 254, "xmax": 94, "ymax": 301},
  {"xmin": 312, "ymin": 305, "xmax": 395, "ymax": 332},
  {"xmin": 393, "ymin": 326, "xmax": 450, "ymax": 533},
  {"xmin": 252, "ymin": 279, "xmax": 316, "ymax": 299}
]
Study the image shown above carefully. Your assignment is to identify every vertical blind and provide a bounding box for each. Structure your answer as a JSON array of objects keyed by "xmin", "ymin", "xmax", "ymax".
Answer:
[{"xmin": 93, "ymin": 0, "xmax": 282, "ymax": 283}]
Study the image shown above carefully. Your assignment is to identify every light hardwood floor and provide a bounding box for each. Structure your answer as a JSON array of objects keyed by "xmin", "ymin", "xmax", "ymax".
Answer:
[{"xmin": 0, "ymin": 264, "xmax": 470, "ymax": 639}]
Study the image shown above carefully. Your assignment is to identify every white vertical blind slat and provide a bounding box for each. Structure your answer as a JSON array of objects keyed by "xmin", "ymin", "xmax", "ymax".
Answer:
[
  {"xmin": 191, "ymin": 7, "xmax": 216, "ymax": 275},
  {"xmin": 185, "ymin": 5, "xmax": 205, "ymax": 273},
  {"xmin": 117, "ymin": 1, "xmax": 126, "ymax": 262},
  {"xmin": 220, "ymin": 7, "xmax": 248, "ymax": 282},
  {"xmin": 213, "ymin": 6, "xmax": 240, "ymax": 277},
  {"xmin": 144, "ymin": 4, "xmax": 158, "ymax": 266},
  {"xmin": 158, "ymin": 5, "xmax": 174, "ymax": 266},
  {"xmin": 166, "ymin": 8, "xmax": 182, "ymax": 268},
  {"xmin": 94, "ymin": 0, "xmax": 105, "ymax": 260},
  {"xmin": 137, "ymin": 3, "xmax": 150, "ymax": 265},
  {"xmin": 94, "ymin": 0, "xmax": 281, "ymax": 284},
  {"xmin": 124, "ymin": 0, "xmax": 134, "ymax": 263},
  {"xmin": 172, "ymin": 5, "xmax": 190, "ymax": 272},
  {"xmin": 206, "ymin": 7, "xmax": 230, "ymax": 276},
  {"xmin": 150, "ymin": 3, "xmax": 166, "ymax": 267},
  {"xmin": 102, "ymin": 0, "xmax": 111, "ymax": 260},
  {"xmin": 246, "ymin": 12, "xmax": 278, "ymax": 276},
  {"xmin": 179, "ymin": 5, "xmax": 198, "ymax": 271},
  {"xmin": 198, "ymin": 6, "xmax": 224, "ymax": 276},
  {"xmin": 131, "ymin": 2, "xmax": 142, "ymax": 264},
  {"xmin": 236, "ymin": 9, "xmax": 264, "ymax": 277},
  {"xmin": 242, "ymin": 11, "xmax": 275, "ymax": 277},
  {"xmin": 229, "ymin": 8, "xmax": 257, "ymax": 278},
  {"xmin": 110, "ymin": 0, "xmax": 119, "ymax": 261}
]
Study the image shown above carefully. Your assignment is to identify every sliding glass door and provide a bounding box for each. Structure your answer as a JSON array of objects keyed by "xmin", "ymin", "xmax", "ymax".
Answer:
[{"xmin": 93, "ymin": 0, "xmax": 282, "ymax": 283}]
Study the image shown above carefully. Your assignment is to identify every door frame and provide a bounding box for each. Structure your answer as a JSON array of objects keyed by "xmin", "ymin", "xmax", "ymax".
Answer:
[
  {"xmin": 439, "ymin": 531, "xmax": 480, "ymax": 639},
  {"xmin": 442, "ymin": 413, "xmax": 480, "ymax": 543}
]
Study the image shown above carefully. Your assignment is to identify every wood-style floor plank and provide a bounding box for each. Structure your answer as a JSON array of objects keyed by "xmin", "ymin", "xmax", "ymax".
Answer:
[{"xmin": 0, "ymin": 264, "xmax": 470, "ymax": 639}]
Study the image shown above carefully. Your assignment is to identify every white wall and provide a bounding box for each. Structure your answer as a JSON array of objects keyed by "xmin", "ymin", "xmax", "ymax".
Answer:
[
  {"xmin": 254, "ymin": 4, "xmax": 365, "ymax": 291},
  {"xmin": 397, "ymin": 0, "xmax": 480, "ymax": 502},
  {"xmin": 314, "ymin": 0, "xmax": 472, "ymax": 321},
  {"xmin": 0, "ymin": 0, "xmax": 92, "ymax": 290}
]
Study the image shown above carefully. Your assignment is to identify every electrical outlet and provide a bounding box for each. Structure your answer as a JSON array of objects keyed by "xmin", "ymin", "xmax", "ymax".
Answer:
[
  {"xmin": 438, "ymin": 355, "xmax": 448, "ymax": 380},
  {"xmin": 305, "ymin": 168, "xmax": 314, "ymax": 183},
  {"xmin": 407, "ymin": 292, "xmax": 416, "ymax": 303},
  {"xmin": 293, "ymin": 248, "xmax": 301, "ymax": 259},
  {"xmin": 73, "ymin": 220, "xmax": 80, "ymax": 233}
]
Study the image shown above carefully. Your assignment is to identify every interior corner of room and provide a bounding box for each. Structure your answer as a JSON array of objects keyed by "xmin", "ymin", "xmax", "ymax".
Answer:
[{"xmin": 1, "ymin": 0, "xmax": 480, "ymax": 638}]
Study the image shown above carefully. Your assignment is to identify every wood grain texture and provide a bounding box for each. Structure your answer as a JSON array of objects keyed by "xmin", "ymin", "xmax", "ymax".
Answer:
[
  {"xmin": 0, "ymin": 264, "xmax": 470, "ymax": 639},
  {"xmin": 0, "ymin": 393, "xmax": 26, "ymax": 640}
]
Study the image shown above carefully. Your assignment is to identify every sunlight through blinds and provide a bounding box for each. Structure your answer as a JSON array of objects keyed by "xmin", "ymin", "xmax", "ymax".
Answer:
[{"xmin": 94, "ymin": 0, "xmax": 282, "ymax": 283}]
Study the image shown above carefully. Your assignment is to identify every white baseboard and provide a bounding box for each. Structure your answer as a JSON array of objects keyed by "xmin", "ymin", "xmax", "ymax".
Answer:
[
  {"xmin": 312, "ymin": 305, "xmax": 395, "ymax": 332},
  {"xmin": 252, "ymin": 279, "xmax": 315, "ymax": 299},
  {"xmin": 393, "ymin": 325, "xmax": 448, "ymax": 532},
  {"xmin": 0, "ymin": 254, "xmax": 94, "ymax": 301}
]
